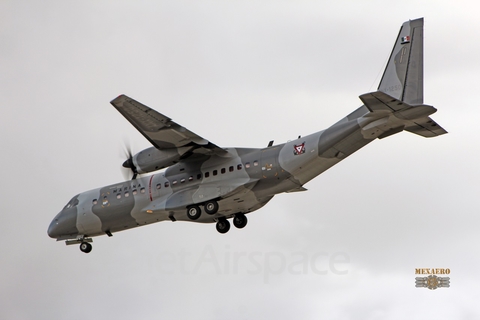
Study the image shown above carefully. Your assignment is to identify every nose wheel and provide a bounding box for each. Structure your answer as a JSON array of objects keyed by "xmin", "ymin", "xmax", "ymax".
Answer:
[{"xmin": 79, "ymin": 242, "xmax": 92, "ymax": 253}]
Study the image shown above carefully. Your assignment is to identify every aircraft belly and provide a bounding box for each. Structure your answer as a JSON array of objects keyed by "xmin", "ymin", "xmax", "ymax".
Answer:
[
  {"xmin": 134, "ymin": 213, "xmax": 170, "ymax": 226},
  {"xmin": 293, "ymin": 157, "xmax": 341, "ymax": 185}
]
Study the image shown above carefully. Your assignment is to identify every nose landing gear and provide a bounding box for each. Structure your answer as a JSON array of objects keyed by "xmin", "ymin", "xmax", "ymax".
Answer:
[
  {"xmin": 80, "ymin": 242, "xmax": 92, "ymax": 253},
  {"xmin": 65, "ymin": 237, "xmax": 93, "ymax": 253}
]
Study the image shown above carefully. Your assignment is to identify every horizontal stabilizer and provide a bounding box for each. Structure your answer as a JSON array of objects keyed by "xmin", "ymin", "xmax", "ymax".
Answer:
[
  {"xmin": 405, "ymin": 117, "xmax": 447, "ymax": 137},
  {"xmin": 359, "ymin": 91, "xmax": 447, "ymax": 138},
  {"xmin": 360, "ymin": 91, "xmax": 421, "ymax": 113}
]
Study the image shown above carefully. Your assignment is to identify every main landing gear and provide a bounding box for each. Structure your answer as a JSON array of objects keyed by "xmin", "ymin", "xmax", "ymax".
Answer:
[
  {"xmin": 204, "ymin": 200, "xmax": 219, "ymax": 215},
  {"xmin": 186, "ymin": 200, "xmax": 219, "ymax": 220},
  {"xmin": 233, "ymin": 213, "xmax": 247, "ymax": 229},
  {"xmin": 216, "ymin": 213, "xmax": 248, "ymax": 234},
  {"xmin": 186, "ymin": 205, "xmax": 202, "ymax": 220},
  {"xmin": 184, "ymin": 201, "xmax": 247, "ymax": 234},
  {"xmin": 216, "ymin": 218, "xmax": 230, "ymax": 233}
]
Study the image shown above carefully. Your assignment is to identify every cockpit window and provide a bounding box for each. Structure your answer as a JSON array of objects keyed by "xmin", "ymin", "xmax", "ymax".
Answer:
[{"xmin": 64, "ymin": 195, "xmax": 79, "ymax": 210}]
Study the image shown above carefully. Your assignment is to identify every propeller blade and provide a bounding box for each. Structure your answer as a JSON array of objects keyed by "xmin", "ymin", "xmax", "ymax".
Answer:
[{"xmin": 120, "ymin": 142, "xmax": 138, "ymax": 180}]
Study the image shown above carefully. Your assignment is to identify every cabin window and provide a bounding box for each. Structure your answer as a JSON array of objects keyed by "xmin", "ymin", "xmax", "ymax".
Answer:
[
  {"xmin": 165, "ymin": 182, "xmax": 170, "ymax": 188},
  {"xmin": 205, "ymin": 172, "xmax": 210, "ymax": 178},
  {"xmin": 140, "ymin": 187, "xmax": 146, "ymax": 194},
  {"xmin": 213, "ymin": 170, "xmax": 218, "ymax": 176},
  {"xmin": 237, "ymin": 164, "xmax": 242, "ymax": 170},
  {"xmin": 172, "ymin": 180, "xmax": 177, "ymax": 185},
  {"xmin": 253, "ymin": 160, "xmax": 259, "ymax": 166},
  {"xmin": 197, "ymin": 173, "xmax": 202, "ymax": 180},
  {"xmin": 133, "ymin": 189, "xmax": 137, "ymax": 195},
  {"xmin": 245, "ymin": 162, "xmax": 251, "ymax": 169},
  {"xmin": 117, "ymin": 193, "xmax": 122, "ymax": 199},
  {"xmin": 156, "ymin": 183, "xmax": 161, "ymax": 190},
  {"xmin": 189, "ymin": 176, "xmax": 193, "ymax": 181},
  {"xmin": 181, "ymin": 178, "xmax": 185, "ymax": 183},
  {"xmin": 229, "ymin": 166, "xmax": 234, "ymax": 172},
  {"xmin": 125, "ymin": 192, "xmax": 129, "ymax": 197},
  {"xmin": 221, "ymin": 168, "xmax": 226, "ymax": 174},
  {"xmin": 92, "ymin": 199, "xmax": 98, "ymax": 205}
]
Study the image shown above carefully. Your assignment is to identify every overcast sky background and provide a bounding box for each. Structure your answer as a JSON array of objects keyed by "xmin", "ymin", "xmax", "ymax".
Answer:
[{"xmin": 1, "ymin": 1, "xmax": 479, "ymax": 319}]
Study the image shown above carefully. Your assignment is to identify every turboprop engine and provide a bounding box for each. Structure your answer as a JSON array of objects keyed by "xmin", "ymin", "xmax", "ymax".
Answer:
[{"xmin": 123, "ymin": 146, "xmax": 192, "ymax": 174}]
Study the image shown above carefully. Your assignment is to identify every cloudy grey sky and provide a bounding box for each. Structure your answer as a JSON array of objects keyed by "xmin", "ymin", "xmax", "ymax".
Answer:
[{"xmin": 1, "ymin": 1, "xmax": 479, "ymax": 319}]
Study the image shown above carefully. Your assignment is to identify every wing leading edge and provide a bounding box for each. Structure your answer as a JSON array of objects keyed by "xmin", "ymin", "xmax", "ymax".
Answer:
[{"xmin": 111, "ymin": 95, "xmax": 226, "ymax": 155}]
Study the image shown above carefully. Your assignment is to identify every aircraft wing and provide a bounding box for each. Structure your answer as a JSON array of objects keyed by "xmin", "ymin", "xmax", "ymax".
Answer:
[{"xmin": 111, "ymin": 95, "xmax": 226, "ymax": 154}]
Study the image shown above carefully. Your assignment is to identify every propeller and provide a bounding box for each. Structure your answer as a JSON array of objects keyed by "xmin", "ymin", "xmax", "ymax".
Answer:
[{"xmin": 121, "ymin": 143, "xmax": 138, "ymax": 180}]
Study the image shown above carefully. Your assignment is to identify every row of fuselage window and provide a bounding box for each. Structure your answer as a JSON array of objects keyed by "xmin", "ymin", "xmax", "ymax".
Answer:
[{"xmin": 92, "ymin": 160, "xmax": 259, "ymax": 204}]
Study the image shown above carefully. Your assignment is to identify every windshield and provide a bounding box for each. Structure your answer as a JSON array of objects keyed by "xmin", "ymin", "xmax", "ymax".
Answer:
[{"xmin": 63, "ymin": 194, "xmax": 80, "ymax": 210}]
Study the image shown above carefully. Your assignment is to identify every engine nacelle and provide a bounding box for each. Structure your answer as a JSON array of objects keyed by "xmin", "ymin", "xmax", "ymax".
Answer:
[{"xmin": 129, "ymin": 146, "xmax": 192, "ymax": 174}]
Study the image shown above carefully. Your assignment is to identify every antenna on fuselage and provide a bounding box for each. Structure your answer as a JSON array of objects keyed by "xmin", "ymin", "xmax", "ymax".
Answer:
[{"xmin": 267, "ymin": 140, "xmax": 274, "ymax": 147}]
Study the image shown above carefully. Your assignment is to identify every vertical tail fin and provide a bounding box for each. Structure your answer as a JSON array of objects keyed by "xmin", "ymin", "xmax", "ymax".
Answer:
[{"xmin": 378, "ymin": 18, "xmax": 424, "ymax": 105}]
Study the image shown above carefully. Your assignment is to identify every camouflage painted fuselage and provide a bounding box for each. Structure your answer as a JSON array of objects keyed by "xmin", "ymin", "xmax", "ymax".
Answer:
[
  {"xmin": 48, "ymin": 112, "xmax": 372, "ymax": 240},
  {"xmin": 48, "ymin": 18, "xmax": 447, "ymax": 246}
]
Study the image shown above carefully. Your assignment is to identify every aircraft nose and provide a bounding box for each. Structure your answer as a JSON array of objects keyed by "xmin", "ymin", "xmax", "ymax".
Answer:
[
  {"xmin": 47, "ymin": 219, "xmax": 59, "ymax": 238},
  {"xmin": 47, "ymin": 209, "xmax": 78, "ymax": 239}
]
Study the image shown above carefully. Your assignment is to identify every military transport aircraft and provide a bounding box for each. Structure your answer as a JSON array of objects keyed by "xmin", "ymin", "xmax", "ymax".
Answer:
[{"xmin": 48, "ymin": 18, "xmax": 446, "ymax": 253}]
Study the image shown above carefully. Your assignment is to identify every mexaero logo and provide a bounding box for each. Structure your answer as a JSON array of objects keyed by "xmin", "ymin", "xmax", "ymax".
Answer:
[
  {"xmin": 415, "ymin": 268, "xmax": 450, "ymax": 290},
  {"xmin": 293, "ymin": 142, "xmax": 305, "ymax": 155}
]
